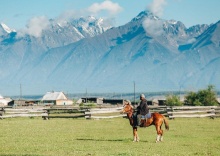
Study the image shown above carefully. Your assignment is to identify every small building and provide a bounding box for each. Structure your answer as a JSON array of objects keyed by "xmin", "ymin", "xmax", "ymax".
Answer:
[
  {"xmin": 152, "ymin": 99, "xmax": 159, "ymax": 106},
  {"xmin": 8, "ymin": 100, "xmax": 26, "ymax": 106},
  {"xmin": 25, "ymin": 100, "xmax": 41, "ymax": 106},
  {"xmin": 158, "ymin": 99, "xmax": 166, "ymax": 106},
  {"xmin": 81, "ymin": 97, "xmax": 103, "ymax": 104},
  {"xmin": 150, "ymin": 96, "xmax": 167, "ymax": 106},
  {"xmin": 147, "ymin": 100, "xmax": 153, "ymax": 105},
  {"xmin": 42, "ymin": 91, "xmax": 72, "ymax": 105},
  {"xmin": 76, "ymin": 98, "xmax": 83, "ymax": 104},
  {"xmin": 103, "ymin": 99, "xmax": 124, "ymax": 105},
  {"xmin": 0, "ymin": 95, "xmax": 12, "ymax": 106},
  {"xmin": 147, "ymin": 97, "xmax": 161, "ymax": 106}
]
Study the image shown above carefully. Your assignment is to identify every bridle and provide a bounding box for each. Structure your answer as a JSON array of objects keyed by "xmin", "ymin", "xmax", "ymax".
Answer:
[
  {"xmin": 122, "ymin": 103, "xmax": 136, "ymax": 127},
  {"xmin": 122, "ymin": 104, "xmax": 133, "ymax": 117}
]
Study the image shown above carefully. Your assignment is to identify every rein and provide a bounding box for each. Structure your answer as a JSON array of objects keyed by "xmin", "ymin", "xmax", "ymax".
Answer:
[{"xmin": 123, "ymin": 104, "xmax": 135, "ymax": 127}]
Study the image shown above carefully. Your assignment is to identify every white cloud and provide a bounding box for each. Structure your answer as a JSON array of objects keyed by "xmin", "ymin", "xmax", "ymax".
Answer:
[
  {"xmin": 17, "ymin": 1, "xmax": 123, "ymax": 36},
  {"xmin": 18, "ymin": 16, "xmax": 50, "ymax": 38},
  {"xmin": 87, "ymin": 0, "xmax": 123, "ymax": 15},
  {"xmin": 56, "ymin": 10, "xmax": 79, "ymax": 26},
  {"xmin": 143, "ymin": 18, "xmax": 164, "ymax": 36},
  {"xmin": 142, "ymin": 0, "xmax": 167, "ymax": 36},
  {"xmin": 147, "ymin": 0, "xmax": 167, "ymax": 17},
  {"xmin": 56, "ymin": 1, "xmax": 122, "ymax": 27}
]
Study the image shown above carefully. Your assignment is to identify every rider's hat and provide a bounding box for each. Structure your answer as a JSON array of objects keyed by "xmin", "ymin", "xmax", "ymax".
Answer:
[{"xmin": 140, "ymin": 94, "xmax": 145, "ymax": 98}]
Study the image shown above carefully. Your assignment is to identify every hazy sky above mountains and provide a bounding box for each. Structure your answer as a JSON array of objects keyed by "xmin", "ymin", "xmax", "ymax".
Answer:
[{"xmin": 0, "ymin": 0, "xmax": 220, "ymax": 30}]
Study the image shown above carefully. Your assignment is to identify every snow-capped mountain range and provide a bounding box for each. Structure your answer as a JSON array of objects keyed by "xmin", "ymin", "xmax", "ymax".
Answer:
[{"xmin": 0, "ymin": 11, "xmax": 219, "ymax": 95}]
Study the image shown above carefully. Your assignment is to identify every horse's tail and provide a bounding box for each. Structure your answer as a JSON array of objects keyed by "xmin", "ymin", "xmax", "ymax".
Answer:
[{"xmin": 163, "ymin": 115, "xmax": 169, "ymax": 130}]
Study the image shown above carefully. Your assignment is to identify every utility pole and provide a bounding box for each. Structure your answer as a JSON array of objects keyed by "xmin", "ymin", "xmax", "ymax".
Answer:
[
  {"xmin": 134, "ymin": 81, "xmax": 136, "ymax": 105},
  {"xmin": 86, "ymin": 88, "xmax": 87, "ymax": 104},
  {"xmin": 20, "ymin": 83, "xmax": 22, "ymax": 100},
  {"xmin": 19, "ymin": 83, "xmax": 22, "ymax": 106}
]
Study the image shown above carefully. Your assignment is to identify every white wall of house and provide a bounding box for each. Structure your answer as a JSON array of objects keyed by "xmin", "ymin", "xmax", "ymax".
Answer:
[
  {"xmin": 0, "ymin": 95, "xmax": 12, "ymax": 106},
  {"xmin": 56, "ymin": 99, "xmax": 73, "ymax": 105}
]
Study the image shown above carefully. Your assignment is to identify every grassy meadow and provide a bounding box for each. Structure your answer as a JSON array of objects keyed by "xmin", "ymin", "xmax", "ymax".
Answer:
[{"xmin": 0, "ymin": 117, "xmax": 220, "ymax": 156}]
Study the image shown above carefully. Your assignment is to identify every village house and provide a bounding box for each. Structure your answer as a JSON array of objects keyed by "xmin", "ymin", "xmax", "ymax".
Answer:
[
  {"xmin": 80, "ymin": 97, "xmax": 104, "ymax": 104},
  {"xmin": 77, "ymin": 97, "xmax": 124, "ymax": 105},
  {"xmin": 41, "ymin": 91, "xmax": 72, "ymax": 105},
  {"xmin": 0, "ymin": 95, "xmax": 12, "ymax": 106},
  {"xmin": 8, "ymin": 100, "xmax": 26, "ymax": 106}
]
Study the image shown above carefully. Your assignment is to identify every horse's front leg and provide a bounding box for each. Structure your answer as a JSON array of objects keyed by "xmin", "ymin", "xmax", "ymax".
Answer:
[{"xmin": 133, "ymin": 127, "xmax": 139, "ymax": 142}]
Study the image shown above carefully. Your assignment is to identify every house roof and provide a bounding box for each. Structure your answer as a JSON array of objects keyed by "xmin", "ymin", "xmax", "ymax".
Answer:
[{"xmin": 42, "ymin": 92, "xmax": 67, "ymax": 101}]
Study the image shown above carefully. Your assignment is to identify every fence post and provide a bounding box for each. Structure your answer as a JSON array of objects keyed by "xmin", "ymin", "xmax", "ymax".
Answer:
[
  {"xmin": 168, "ymin": 106, "xmax": 174, "ymax": 120},
  {"xmin": 210, "ymin": 108, "xmax": 215, "ymax": 119},
  {"xmin": 0, "ymin": 108, "xmax": 5, "ymax": 118}
]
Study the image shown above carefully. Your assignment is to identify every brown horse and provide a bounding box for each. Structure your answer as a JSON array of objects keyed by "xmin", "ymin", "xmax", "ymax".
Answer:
[{"xmin": 121, "ymin": 100, "xmax": 169, "ymax": 142}]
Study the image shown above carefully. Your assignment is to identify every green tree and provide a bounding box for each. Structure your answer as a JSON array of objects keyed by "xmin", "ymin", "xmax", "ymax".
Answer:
[
  {"xmin": 185, "ymin": 85, "xmax": 218, "ymax": 106},
  {"xmin": 197, "ymin": 85, "xmax": 218, "ymax": 106},
  {"xmin": 166, "ymin": 95, "xmax": 183, "ymax": 106},
  {"xmin": 194, "ymin": 99, "xmax": 202, "ymax": 106},
  {"xmin": 185, "ymin": 91, "xmax": 198, "ymax": 105}
]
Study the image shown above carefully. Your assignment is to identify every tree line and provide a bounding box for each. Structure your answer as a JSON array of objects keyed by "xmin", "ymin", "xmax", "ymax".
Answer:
[{"xmin": 166, "ymin": 85, "xmax": 219, "ymax": 106}]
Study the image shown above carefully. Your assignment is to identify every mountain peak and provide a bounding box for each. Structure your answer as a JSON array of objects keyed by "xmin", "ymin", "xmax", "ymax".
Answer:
[
  {"xmin": 131, "ymin": 10, "xmax": 159, "ymax": 22},
  {"xmin": 0, "ymin": 11, "xmax": 220, "ymax": 95},
  {"xmin": 0, "ymin": 23, "xmax": 15, "ymax": 33}
]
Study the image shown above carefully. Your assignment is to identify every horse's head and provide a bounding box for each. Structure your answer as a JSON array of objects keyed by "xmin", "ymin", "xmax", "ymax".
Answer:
[{"xmin": 121, "ymin": 100, "xmax": 133, "ymax": 114}]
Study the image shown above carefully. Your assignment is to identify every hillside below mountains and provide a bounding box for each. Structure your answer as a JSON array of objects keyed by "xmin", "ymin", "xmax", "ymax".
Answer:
[{"xmin": 0, "ymin": 11, "xmax": 219, "ymax": 95}]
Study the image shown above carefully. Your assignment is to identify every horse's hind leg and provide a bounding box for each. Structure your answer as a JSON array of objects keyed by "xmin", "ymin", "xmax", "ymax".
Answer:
[
  {"xmin": 159, "ymin": 128, "xmax": 163, "ymax": 142},
  {"xmin": 155, "ymin": 125, "xmax": 163, "ymax": 143}
]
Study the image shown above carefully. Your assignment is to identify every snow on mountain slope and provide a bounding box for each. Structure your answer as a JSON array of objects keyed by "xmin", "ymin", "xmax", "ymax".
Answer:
[
  {"xmin": 0, "ymin": 23, "xmax": 15, "ymax": 34},
  {"xmin": 0, "ymin": 16, "xmax": 112, "ymax": 90},
  {"xmin": 0, "ymin": 11, "xmax": 219, "ymax": 95}
]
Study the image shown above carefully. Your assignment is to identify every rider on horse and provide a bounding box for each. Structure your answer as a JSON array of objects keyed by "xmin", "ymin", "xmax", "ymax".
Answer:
[
  {"xmin": 122, "ymin": 95, "xmax": 169, "ymax": 142},
  {"xmin": 135, "ymin": 94, "xmax": 150, "ymax": 127}
]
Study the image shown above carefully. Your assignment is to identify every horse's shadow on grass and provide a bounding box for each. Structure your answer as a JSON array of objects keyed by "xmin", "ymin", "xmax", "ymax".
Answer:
[
  {"xmin": 77, "ymin": 138, "xmax": 124, "ymax": 142},
  {"xmin": 76, "ymin": 138, "xmax": 149, "ymax": 142}
]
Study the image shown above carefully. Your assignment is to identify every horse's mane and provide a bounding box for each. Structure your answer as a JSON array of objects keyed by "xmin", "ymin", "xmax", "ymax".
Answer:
[{"xmin": 124, "ymin": 100, "xmax": 133, "ymax": 108}]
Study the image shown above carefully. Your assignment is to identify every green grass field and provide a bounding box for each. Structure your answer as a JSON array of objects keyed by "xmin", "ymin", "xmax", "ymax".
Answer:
[{"xmin": 0, "ymin": 117, "xmax": 220, "ymax": 156}]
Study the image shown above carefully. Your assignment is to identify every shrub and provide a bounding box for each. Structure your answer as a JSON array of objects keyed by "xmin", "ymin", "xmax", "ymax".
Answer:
[
  {"xmin": 166, "ymin": 95, "xmax": 183, "ymax": 106},
  {"xmin": 185, "ymin": 85, "xmax": 218, "ymax": 106}
]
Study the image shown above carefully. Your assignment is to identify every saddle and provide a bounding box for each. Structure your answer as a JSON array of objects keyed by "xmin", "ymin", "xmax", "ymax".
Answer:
[
  {"xmin": 140, "ymin": 113, "xmax": 152, "ymax": 127},
  {"xmin": 141, "ymin": 112, "xmax": 152, "ymax": 119}
]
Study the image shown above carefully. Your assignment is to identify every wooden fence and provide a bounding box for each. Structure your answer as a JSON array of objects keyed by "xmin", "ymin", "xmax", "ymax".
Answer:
[
  {"xmin": 84, "ymin": 107, "xmax": 125, "ymax": 119},
  {"xmin": 0, "ymin": 107, "xmax": 47, "ymax": 119},
  {"xmin": 166, "ymin": 106, "xmax": 220, "ymax": 119},
  {"xmin": 42, "ymin": 107, "xmax": 86, "ymax": 120},
  {"xmin": 84, "ymin": 106, "xmax": 220, "ymax": 119},
  {"xmin": 0, "ymin": 106, "xmax": 220, "ymax": 120}
]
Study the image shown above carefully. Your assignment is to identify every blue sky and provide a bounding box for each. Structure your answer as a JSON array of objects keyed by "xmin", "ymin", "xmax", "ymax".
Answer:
[{"xmin": 0, "ymin": 0, "xmax": 220, "ymax": 30}]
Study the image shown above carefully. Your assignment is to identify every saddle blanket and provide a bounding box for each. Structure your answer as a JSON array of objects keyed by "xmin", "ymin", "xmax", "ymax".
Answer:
[{"xmin": 141, "ymin": 112, "xmax": 151, "ymax": 119}]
